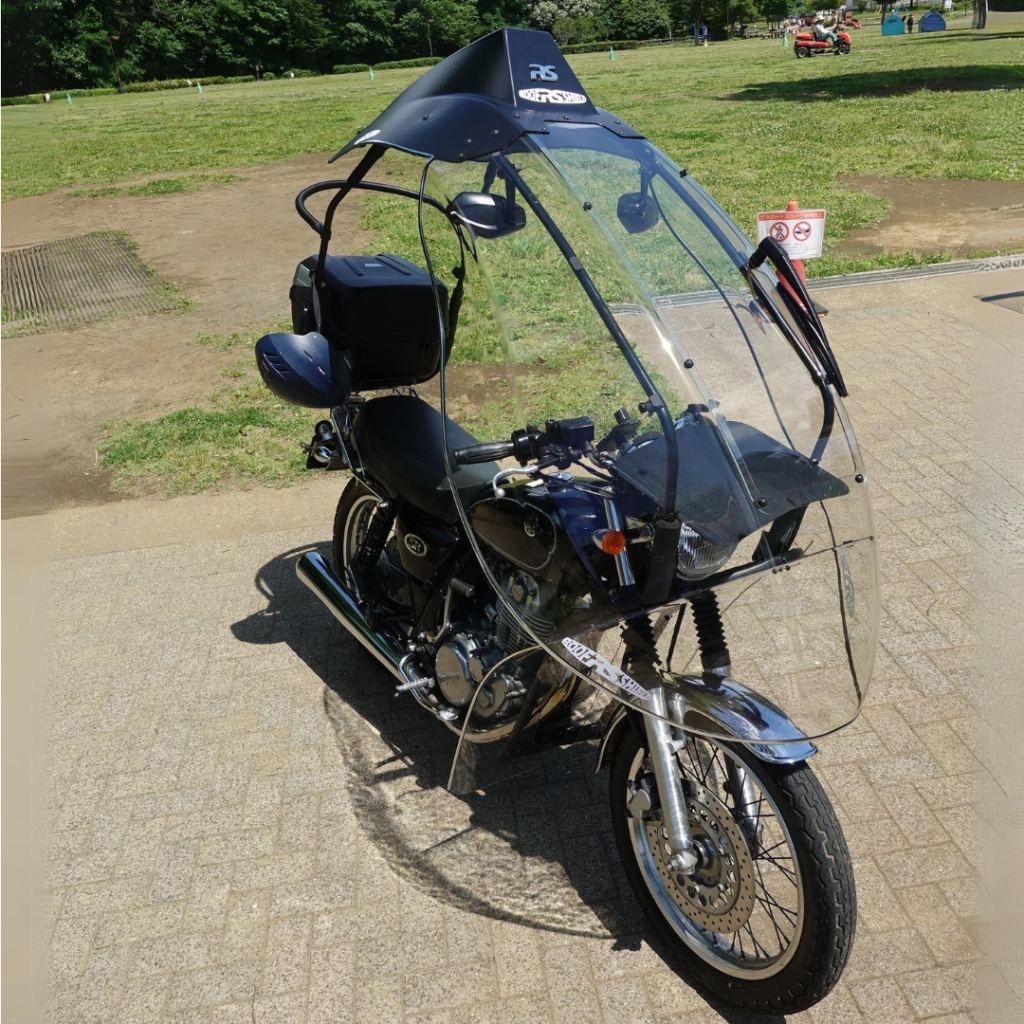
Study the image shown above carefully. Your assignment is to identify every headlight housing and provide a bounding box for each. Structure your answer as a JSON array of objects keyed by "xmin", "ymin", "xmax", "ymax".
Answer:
[{"xmin": 677, "ymin": 524, "xmax": 737, "ymax": 581}]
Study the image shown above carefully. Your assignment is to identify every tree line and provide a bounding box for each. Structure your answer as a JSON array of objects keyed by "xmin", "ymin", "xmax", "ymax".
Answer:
[{"xmin": 2, "ymin": 0, "xmax": 791, "ymax": 97}]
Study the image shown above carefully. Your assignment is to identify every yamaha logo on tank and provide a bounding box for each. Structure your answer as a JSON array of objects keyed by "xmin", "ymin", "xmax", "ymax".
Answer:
[{"xmin": 404, "ymin": 534, "xmax": 427, "ymax": 556}]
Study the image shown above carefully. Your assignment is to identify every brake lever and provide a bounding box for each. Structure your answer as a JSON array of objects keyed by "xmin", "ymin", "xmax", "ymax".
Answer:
[{"xmin": 490, "ymin": 447, "xmax": 574, "ymax": 498}]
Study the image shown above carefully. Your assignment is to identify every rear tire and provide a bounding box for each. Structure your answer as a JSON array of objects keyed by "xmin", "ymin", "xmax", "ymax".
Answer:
[
  {"xmin": 332, "ymin": 478, "xmax": 378, "ymax": 582},
  {"xmin": 795, "ymin": 45, "xmax": 810, "ymax": 57},
  {"xmin": 609, "ymin": 726, "xmax": 855, "ymax": 1014}
]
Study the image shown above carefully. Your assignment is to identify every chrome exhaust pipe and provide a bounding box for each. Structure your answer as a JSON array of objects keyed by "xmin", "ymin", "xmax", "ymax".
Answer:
[{"xmin": 295, "ymin": 552, "xmax": 434, "ymax": 695}]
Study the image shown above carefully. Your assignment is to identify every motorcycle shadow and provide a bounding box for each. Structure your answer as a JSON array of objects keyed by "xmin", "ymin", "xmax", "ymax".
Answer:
[{"xmin": 232, "ymin": 543, "xmax": 783, "ymax": 1024}]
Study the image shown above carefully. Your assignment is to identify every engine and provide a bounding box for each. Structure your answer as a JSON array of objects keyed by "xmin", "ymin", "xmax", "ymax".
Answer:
[
  {"xmin": 432, "ymin": 566, "xmax": 552, "ymax": 722},
  {"xmin": 434, "ymin": 633, "xmax": 525, "ymax": 720}
]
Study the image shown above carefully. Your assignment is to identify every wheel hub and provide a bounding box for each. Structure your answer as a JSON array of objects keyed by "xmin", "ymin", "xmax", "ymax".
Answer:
[{"xmin": 645, "ymin": 780, "xmax": 757, "ymax": 933}]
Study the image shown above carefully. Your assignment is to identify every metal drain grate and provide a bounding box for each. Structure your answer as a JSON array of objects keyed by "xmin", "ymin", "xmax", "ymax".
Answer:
[{"xmin": 1, "ymin": 231, "xmax": 178, "ymax": 337}]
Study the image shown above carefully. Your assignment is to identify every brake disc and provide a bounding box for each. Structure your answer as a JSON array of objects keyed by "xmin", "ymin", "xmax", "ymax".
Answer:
[{"xmin": 645, "ymin": 780, "xmax": 757, "ymax": 933}]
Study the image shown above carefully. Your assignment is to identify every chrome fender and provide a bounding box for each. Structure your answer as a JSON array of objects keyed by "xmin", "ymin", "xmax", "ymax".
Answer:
[{"xmin": 595, "ymin": 673, "xmax": 817, "ymax": 771}]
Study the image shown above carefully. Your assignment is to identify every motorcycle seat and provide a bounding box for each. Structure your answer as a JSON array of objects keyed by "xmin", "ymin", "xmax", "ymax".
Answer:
[{"xmin": 352, "ymin": 394, "xmax": 500, "ymax": 524}]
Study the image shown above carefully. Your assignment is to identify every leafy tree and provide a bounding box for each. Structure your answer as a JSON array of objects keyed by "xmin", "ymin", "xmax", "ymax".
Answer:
[
  {"xmin": 531, "ymin": 0, "xmax": 595, "ymax": 31},
  {"xmin": 613, "ymin": 0, "xmax": 671, "ymax": 36},
  {"xmin": 551, "ymin": 14, "xmax": 596, "ymax": 41},
  {"xmin": 324, "ymin": 0, "xmax": 396, "ymax": 60},
  {"xmin": 759, "ymin": 0, "xmax": 792, "ymax": 22},
  {"xmin": 284, "ymin": 0, "xmax": 335, "ymax": 70},
  {"xmin": 0, "ymin": 0, "xmax": 574, "ymax": 94}
]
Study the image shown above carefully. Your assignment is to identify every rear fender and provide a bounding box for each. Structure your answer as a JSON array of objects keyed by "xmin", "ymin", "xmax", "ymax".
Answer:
[{"xmin": 595, "ymin": 673, "xmax": 818, "ymax": 771}]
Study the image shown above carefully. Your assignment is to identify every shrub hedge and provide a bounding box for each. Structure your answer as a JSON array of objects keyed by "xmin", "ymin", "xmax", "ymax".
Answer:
[
  {"xmin": 373, "ymin": 56, "xmax": 443, "ymax": 70},
  {"xmin": 561, "ymin": 39, "xmax": 644, "ymax": 53},
  {"xmin": 332, "ymin": 62, "xmax": 371, "ymax": 74},
  {"xmin": 0, "ymin": 74, "xmax": 260, "ymax": 104},
  {"xmin": 2, "ymin": 86, "xmax": 117, "ymax": 105}
]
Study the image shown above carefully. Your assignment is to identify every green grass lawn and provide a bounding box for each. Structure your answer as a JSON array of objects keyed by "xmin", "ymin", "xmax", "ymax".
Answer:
[
  {"xmin": 8, "ymin": 24, "xmax": 1021, "ymax": 495},
  {"xmin": 4, "ymin": 24, "xmax": 1021, "ymax": 257}
]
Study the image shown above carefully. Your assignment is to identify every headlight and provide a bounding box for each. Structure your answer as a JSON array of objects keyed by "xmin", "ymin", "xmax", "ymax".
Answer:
[{"xmin": 677, "ymin": 525, "xmax": 737, "ymax": 581}]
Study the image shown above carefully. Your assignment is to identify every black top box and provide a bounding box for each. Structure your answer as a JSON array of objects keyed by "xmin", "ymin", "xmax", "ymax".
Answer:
[{"xmin": 317, "ymin": 254, "xmax": 449, "ymax": 390}]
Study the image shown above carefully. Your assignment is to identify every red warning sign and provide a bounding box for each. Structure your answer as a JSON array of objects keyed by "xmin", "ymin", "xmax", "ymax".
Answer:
[{"xmin": 757, "ymin": 209, "xmax": 825, "ymax": 260}]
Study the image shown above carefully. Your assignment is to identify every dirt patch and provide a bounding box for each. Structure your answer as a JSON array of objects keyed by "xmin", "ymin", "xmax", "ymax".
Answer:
[
  {"xmin": 1, "ymin": 154, "xmax": 371, "ymax": 518},
  {"xmin": 835, "ymin": 175, "xmax": 1024, "ymax": 258}
]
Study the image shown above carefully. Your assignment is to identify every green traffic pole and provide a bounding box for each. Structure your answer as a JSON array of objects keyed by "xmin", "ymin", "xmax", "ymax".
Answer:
[
  {"xmin": 197, "ymin": 81, "xmax": 203, "ymax": 94},
  {"xmin": 66, "ymin": 92, "xmax": 72, "ymax": 105},
  {"xmin": 609, "ymin": 46, "xmax": 615, "ymax": 60},
  {"xmin": 369, "ymin": 67, "xmax": 375, "ymax": 81}
]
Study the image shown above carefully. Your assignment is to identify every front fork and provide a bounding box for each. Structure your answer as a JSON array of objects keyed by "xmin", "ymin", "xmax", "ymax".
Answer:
[
  {"xmin": 642, "ymin": 684, "xmax": 762, "ymax": 871},
  {"xmin": 644, "ymin": 686, "xmax": 699, "ymax": 874}
]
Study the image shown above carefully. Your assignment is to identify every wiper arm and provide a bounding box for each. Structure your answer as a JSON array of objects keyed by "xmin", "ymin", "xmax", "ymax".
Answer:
[
  {"xmin": 743, "ymin": 237, "xmax": 848, "ymax": 397},
  {"xmin": 746, "ymin": 267, "xmax": 837, "ymax": 465}
]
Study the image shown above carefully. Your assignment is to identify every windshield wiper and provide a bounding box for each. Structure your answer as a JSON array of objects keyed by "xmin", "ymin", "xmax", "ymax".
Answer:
[{"xmin": 742, "ymin": 237, "xmax": 848, "ymax": 397}]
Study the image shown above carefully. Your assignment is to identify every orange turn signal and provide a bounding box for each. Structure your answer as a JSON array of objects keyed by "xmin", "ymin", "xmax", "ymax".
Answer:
[{"xmin": 600, "ymin": 530, "xmax": 627, "ymax": 556}]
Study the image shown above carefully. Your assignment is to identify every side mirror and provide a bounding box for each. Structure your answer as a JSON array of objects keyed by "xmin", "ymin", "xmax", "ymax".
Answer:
[
  {"xmin": 617, "ymin": 191, "xmax": 660, "ymax": 234},
  {"xmin": 447, "ymin": 192, "xmax": 527, "ymax": 239}
]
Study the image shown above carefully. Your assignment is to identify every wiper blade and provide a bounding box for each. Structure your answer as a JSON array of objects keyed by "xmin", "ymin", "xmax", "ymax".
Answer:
[{"xmin": 743, "ymin": 238, "xmax": 848, "ymax": 397}]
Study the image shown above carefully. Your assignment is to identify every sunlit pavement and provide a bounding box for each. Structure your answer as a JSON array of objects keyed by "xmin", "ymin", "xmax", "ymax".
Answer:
[{"xmin": 26, "ymin": 265, "xmax": 1023, "ymax": 1023}]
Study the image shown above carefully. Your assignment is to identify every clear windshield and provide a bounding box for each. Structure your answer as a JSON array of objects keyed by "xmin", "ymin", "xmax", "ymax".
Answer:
[{"xmin": 422, "ymin": 124, "xmax": 879, "ymax": 775}]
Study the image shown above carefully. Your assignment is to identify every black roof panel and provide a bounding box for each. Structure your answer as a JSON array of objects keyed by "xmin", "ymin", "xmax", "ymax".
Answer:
[{"xmin": 331, "ymin": 28, "xmax": 643, "ymax": 164}]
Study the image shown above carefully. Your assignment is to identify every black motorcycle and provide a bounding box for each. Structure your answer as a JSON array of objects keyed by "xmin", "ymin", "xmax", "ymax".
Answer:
[{"xmin": 255, "ymin": 28, "xmax": 879, "ymax": 1014}]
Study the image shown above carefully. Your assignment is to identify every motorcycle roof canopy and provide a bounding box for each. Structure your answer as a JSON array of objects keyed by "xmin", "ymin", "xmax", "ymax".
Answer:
[{"xmin": 330, "ymin": 28, "xmax": 644, "ymax": 165}]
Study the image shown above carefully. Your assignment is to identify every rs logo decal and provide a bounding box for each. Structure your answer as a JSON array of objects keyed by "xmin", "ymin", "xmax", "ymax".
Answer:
[
  {"xmin": 561, "ymin": 637, "xmax": 651, "ymax": 700},
  {"xmin": 529, "ymin": 64, "xmax": 559, "ymax": 82}
]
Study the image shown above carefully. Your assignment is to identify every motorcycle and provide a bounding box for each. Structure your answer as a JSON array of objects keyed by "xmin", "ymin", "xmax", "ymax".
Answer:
[
  {"xmin": 255, "ymin": 27, "xmax": 879, "ymax": 1015},
  {"xmin": 795, "ymin": 26, "xmax": 853, "ymax": 55}
]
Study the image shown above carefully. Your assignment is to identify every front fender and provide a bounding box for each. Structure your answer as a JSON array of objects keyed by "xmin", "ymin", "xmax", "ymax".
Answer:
[{"xmin": 596, "ymin": 674, "xmax": 817, "ymax": 771}]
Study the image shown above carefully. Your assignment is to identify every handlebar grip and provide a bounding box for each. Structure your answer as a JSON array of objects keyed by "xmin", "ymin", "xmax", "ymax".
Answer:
[{"xmin": 452, "ymin": 440, "xmax": 516, "ymax": 465}]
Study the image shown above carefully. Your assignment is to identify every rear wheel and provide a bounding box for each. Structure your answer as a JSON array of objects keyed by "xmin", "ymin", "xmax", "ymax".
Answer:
[
  {"xmin": 332, "ymin": 479, "xmax": 380, "ymax": 583},
  {"xmin": 795, "ymin": 45, "xmax": 810, "ymax": 57},
  {"xmin": 609, "ymin": 727, "xmax": 855, "ymax": 1014},
  {"xmin": 332, "ymin": 479, "xmax": 410, "ymax": 609}
]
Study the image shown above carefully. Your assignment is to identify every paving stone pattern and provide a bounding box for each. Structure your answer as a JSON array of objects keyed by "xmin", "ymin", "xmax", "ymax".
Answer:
[{"xmin": 47, "ymin": 297, "xmax": 984, "ymax": 1023}]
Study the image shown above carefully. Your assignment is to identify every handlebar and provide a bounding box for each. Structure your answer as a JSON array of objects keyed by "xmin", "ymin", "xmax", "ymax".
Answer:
[{"xmin": 452, "ymin": 440, "xmax": 516, "ymax": 465}]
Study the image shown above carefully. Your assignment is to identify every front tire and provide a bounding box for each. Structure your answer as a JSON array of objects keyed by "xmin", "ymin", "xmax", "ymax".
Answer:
[{"xmin": 609, "ymin": 726, "xmax": 855, "ymax": 1014}]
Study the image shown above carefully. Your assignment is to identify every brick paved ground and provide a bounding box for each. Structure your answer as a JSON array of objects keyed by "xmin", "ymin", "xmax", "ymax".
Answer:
[{"xmin": 40, "ymin": 269, "xmax": 1023, "ymax": 1023}]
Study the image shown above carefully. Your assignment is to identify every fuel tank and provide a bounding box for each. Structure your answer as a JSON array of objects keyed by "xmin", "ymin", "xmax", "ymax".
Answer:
[{"xmin": 470, "ymin": 480, "xmax": 614, "ymax": 591}]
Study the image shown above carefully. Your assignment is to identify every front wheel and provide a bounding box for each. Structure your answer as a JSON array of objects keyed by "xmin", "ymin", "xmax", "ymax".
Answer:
[
  {"xmin": 837, "ymin": 42, "xmax": 851, "ymax": 53},
  {"xmin": 609, "ymin": 727, "xmax": 855, "ymax": 1014}
]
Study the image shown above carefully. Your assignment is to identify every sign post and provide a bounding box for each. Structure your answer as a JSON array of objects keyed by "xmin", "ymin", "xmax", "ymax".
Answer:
[{"xmin": 756, "ymin": 202, "xmax": 826, "ymax": 284}]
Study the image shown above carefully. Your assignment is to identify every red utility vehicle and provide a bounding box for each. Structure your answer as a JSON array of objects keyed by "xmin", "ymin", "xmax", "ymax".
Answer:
[{"xmin": 794, "ymin": 26, "xmax": 852, "ymax": 55}]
